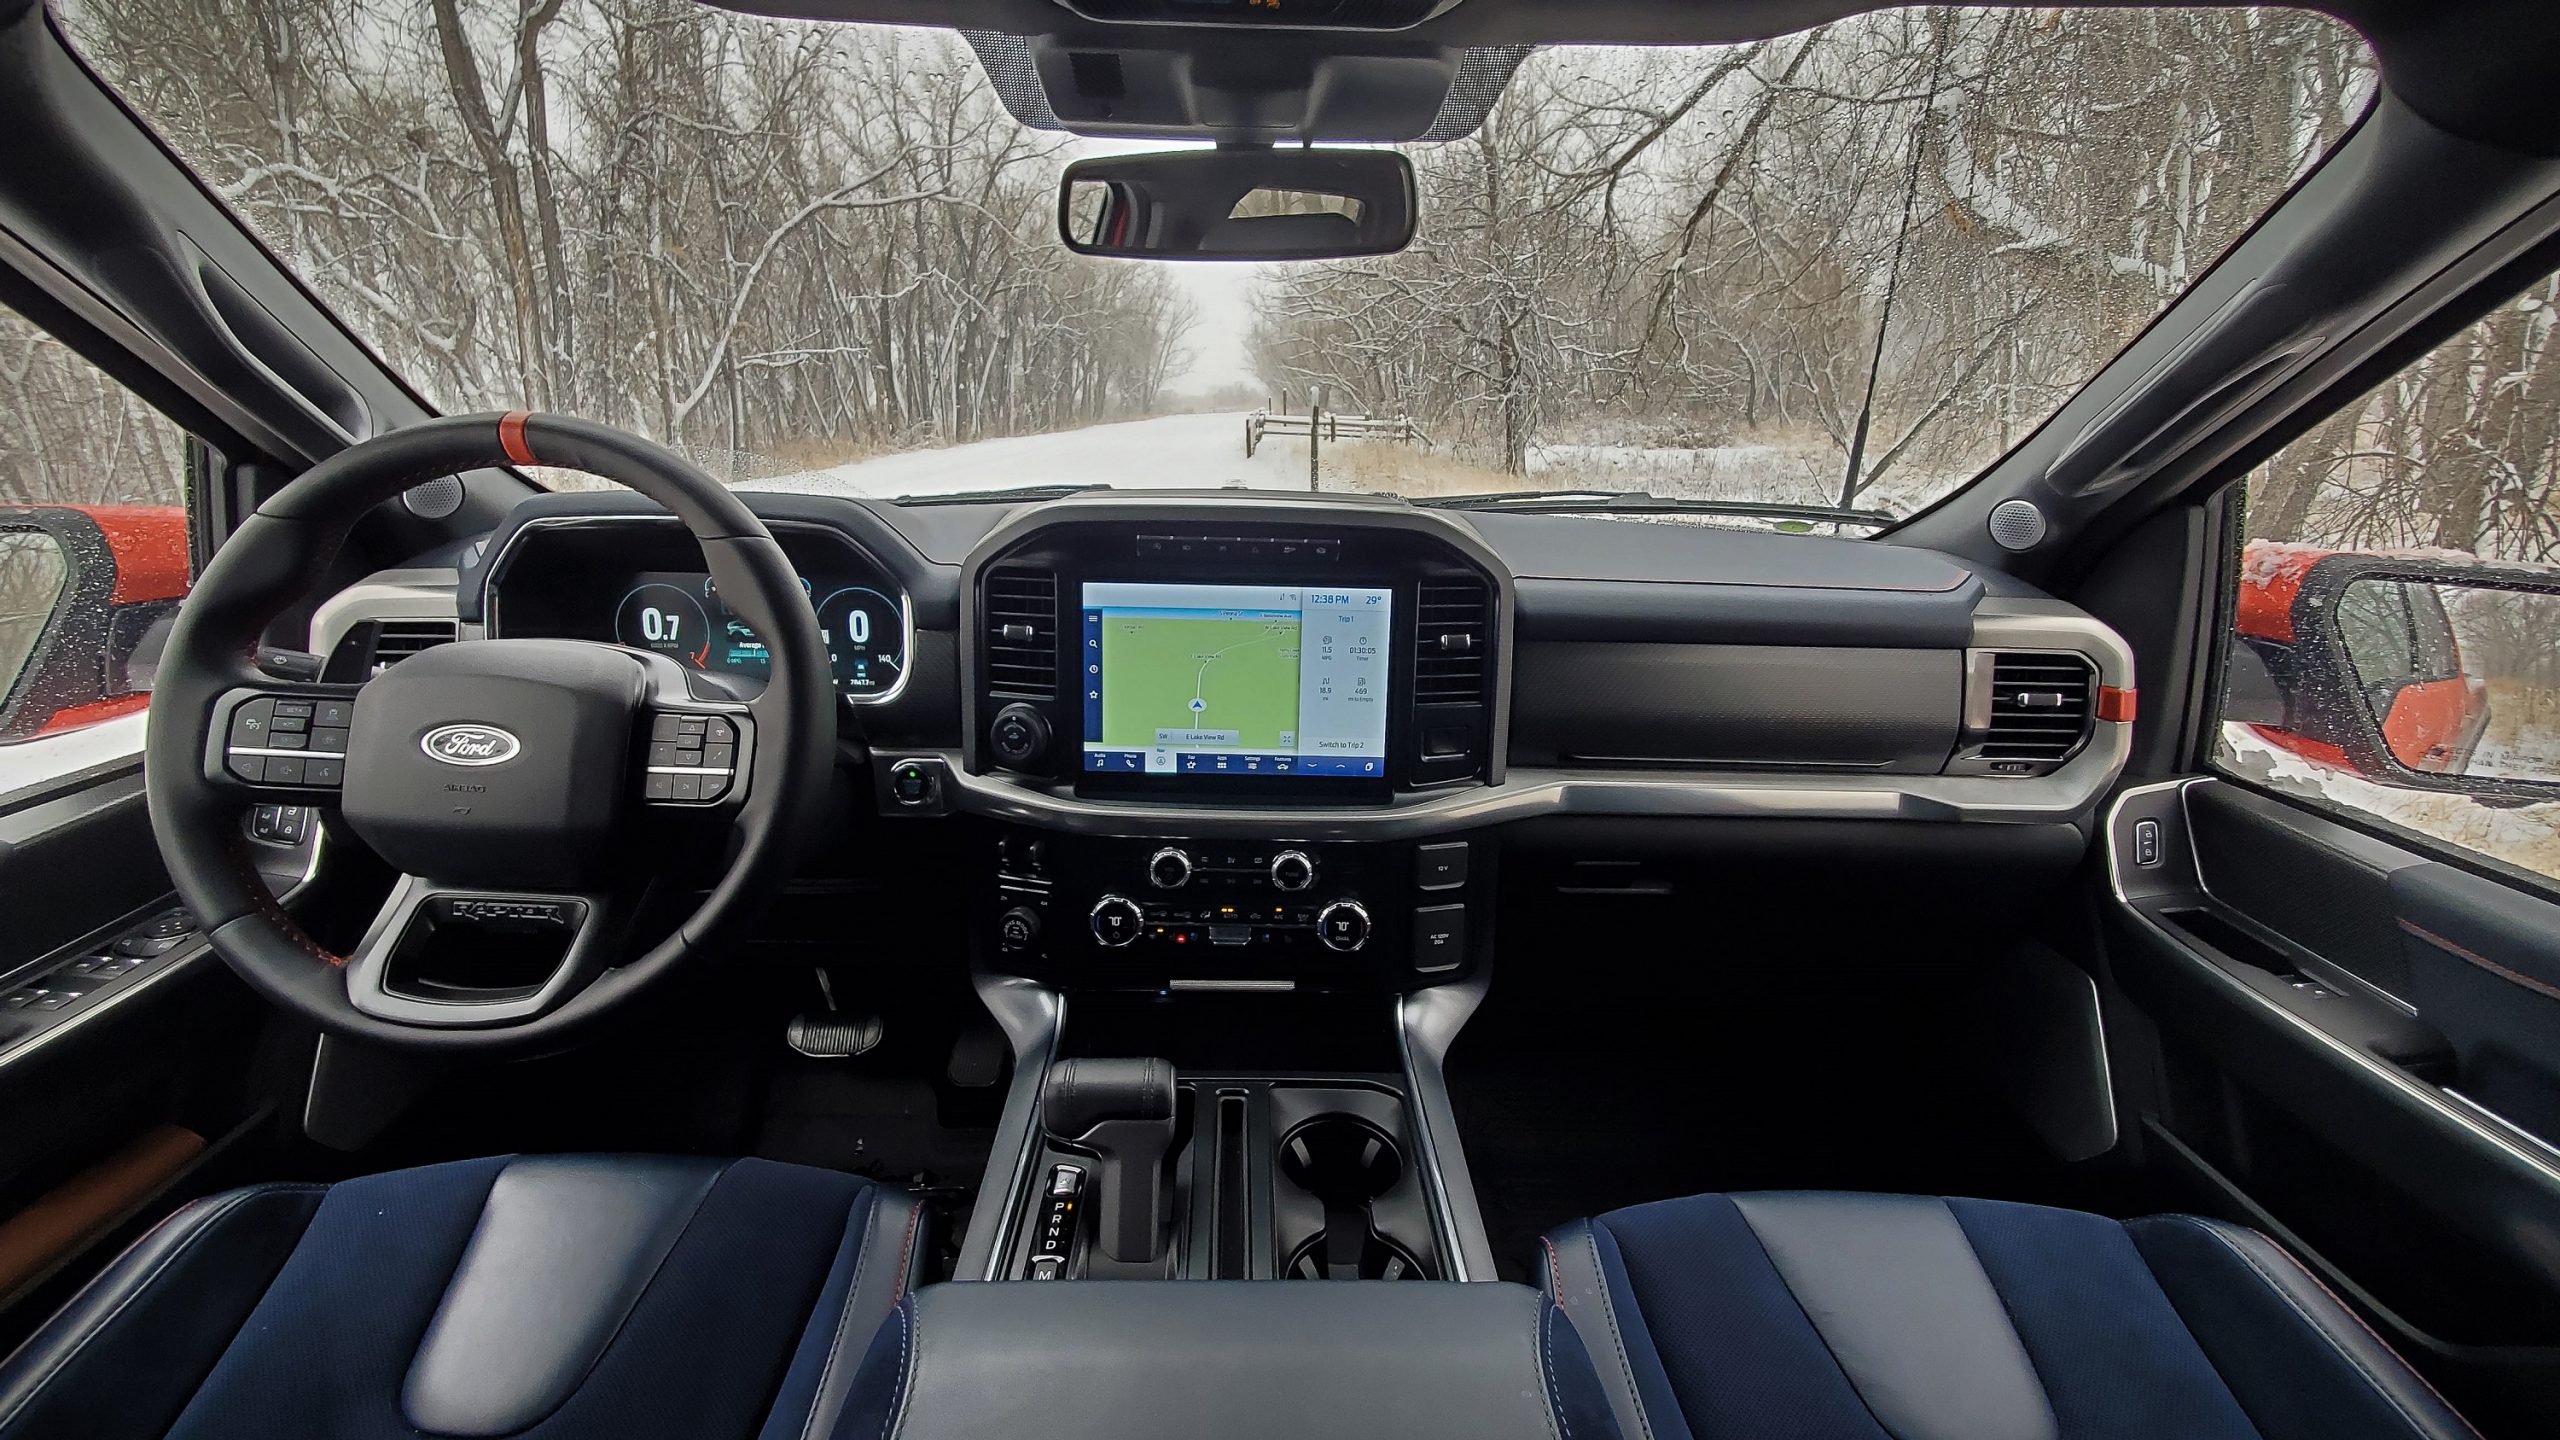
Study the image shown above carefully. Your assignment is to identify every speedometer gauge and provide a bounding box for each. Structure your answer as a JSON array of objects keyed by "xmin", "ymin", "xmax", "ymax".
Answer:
[
  {"xmin": 614, "ymin": 582, "xmax": 712, "ymax": 667},
  {"xmin": 816, "ymin": 586, "xmax": 905, "ymax": 698}
]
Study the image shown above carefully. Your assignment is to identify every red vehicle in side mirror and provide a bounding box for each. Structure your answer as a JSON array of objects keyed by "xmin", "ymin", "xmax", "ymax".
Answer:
[
  {"xmin": 0, "ymin": 504, "xmax": 191, "ymax": 743},
  {"xmin": 2231, "ymin": 541, "xmax": 2493, "ymax": 780}
]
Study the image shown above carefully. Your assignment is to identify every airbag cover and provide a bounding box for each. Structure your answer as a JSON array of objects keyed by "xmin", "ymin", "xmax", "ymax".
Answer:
[{"xmin": 342, "ymin": 639, "xmax": 642, "ymax": 888}]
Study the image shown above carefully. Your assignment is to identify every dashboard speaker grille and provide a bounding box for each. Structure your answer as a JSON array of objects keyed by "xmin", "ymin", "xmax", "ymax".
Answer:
[
  {"xmin": 1413, "ymin": 578, "xmax": 1492, "ymax": 705},
  {"xmin": 1987, "ymin": 498, "xmax": 2048, "ymax": 551},
  {"xmin": 402, "ymin": 475, "xmax": 465, "ymax": 520},
  {"xmin": 985, "ymin": 567, "xmax": 1059, "ymax": 699},
  {"xmin": 1982, "ymin": 652, "xmax": 2095, "ymax": 762}
]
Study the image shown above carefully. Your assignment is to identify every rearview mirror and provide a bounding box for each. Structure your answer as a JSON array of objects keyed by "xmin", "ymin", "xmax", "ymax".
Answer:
[
  {"xmin": 1059, "ymin": 149, "xmax": 1416, "ymax": 262},
  {"xmin": 2300, "ymin": 564, "xmax": 2560, "ymax": 800}
]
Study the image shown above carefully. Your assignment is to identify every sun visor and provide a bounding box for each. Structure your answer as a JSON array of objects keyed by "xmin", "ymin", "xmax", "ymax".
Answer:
[{"xmin": 962, "ymin": 30, "xmax": 1528, "ymax": 142}]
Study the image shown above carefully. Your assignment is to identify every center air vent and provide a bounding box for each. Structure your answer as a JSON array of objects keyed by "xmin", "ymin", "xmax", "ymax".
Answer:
[
  {"xmin": 1413, "ymin": 578, "xmax": 1492, "ymax": 705},
  {"xmin": 1952, "ymin": 651, "xmax": 2095, "ymax": 774},
  {"xmin": 984, "ymin": 566, "xmax": 1059, "ymax": 700}
]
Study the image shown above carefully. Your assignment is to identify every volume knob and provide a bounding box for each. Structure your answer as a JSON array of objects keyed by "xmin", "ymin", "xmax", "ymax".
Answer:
[
  {"xmin": 1147, "ymin": 847, "xmax": 1194, "ymax": 890},
  {"xmin": 1269, "ymin": 850, "xmax": 1316, "ymax": 892}
]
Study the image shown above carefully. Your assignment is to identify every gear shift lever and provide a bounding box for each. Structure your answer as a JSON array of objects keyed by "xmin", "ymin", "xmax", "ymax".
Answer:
[{"xmin": 1041, "ymin": 1057, "xmax": 1178, "ymax": 1263}]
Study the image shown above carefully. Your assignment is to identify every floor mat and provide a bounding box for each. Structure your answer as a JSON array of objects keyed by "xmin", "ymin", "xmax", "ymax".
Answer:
[{"xmin": 1446, "ymin": 960, "xmax": 2108, "ymax": 1283}]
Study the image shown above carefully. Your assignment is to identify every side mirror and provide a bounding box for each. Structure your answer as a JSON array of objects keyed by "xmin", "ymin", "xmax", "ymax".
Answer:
[
  {"xmin": 1059, "ymin": 149, "xmax": 1416, "ymax": 262},
  {"xmin": 2306, "ymin": 565, "xmax": 2560, "ymax": 800},
  {"xmin": 0, "ymin": 505, "xmax": 190, "ymax": 744}
]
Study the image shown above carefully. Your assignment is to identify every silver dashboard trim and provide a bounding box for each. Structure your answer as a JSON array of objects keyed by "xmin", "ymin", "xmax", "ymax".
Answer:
[
  {"xmin": 309, "ymin": 569, "xmax": 467, "ymax": 657},
  {"xmin": 481, "ymin": 514, "xmax": 918, "ymax": 707},
  {"xmin": 894, "ymin": 745, "xmax": 2127, "ymax": 838},
  {"xmin": 1398, "ymin": 981, "xmax": 1497, "ymax": 1282}
]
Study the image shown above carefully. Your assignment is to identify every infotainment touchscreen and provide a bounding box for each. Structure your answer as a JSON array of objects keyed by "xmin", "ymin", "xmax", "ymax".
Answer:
[{"xmin": 1080, "ymin": 582, "xmax": 1392, "ymax": 777}]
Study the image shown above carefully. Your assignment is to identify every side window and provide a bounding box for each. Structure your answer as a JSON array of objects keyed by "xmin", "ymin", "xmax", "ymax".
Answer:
[
  {"xmin": 0, "ymin": 302, "xmax": 195, "ymax": 794},
  {"xmin": 2218, "ymin": 274, "xmax": 2560, "ymax": 883}
]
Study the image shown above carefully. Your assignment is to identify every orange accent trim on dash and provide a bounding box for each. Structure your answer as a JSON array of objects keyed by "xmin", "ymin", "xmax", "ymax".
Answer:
[
  {"xmin": 498, "ymin": 410, "xmax": 538, "ymax": 467},
  {"xmin": 2096, "ymin": 686, "xmax": 2137, "ymax": 723}
]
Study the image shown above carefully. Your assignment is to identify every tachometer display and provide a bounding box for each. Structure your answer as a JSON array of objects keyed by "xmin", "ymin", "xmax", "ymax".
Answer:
[
  {"xmin": 613, "ymin": 582, "xmax": 713, "ymax": 668},
  {"xmin": 612, "ymin": 570, "xmax": 904, "ymax": 701}
]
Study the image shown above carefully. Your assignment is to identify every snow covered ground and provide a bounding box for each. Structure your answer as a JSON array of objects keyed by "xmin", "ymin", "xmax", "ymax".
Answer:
[
  {"xmin": 2218, "ymin": 723, "xmax": 2560, "ymax": 881},
  {"xmin": 745, "ymin": 411, "xmax": 1955, "ymax": 522},
  {"xmin": 750, "ymin": 412, "xmax": 1310, "ymax": 499},
  {"xmin": 0, "ymin": 711, "xmax": 145, "ymax": 801}
]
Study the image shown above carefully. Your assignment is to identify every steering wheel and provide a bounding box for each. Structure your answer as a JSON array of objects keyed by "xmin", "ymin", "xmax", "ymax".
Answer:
[{"xmin": 144, "ymin": 412, "xmax": 834, "ymax": 1053}]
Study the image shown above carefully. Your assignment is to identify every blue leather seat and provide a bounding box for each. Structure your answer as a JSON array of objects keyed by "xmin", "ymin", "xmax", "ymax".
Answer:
[
  {"xmin": 1544, "ymin": 1192, "xmax": 2481, "ymax": 1440},
  {"xmin": 0, "ymin": 1155, "xmax": 923, "ymax": 1440}
]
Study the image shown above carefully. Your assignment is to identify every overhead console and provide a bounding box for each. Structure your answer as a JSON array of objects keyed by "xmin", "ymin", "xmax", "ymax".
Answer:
[{"xmin": 961, "ymin": 498, "xmax": 1511, "ymax": 802}]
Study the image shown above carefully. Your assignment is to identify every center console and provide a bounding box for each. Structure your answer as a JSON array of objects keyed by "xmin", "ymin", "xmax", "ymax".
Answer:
[{"xmin": 934, "ymin": 498, "xmax": 1515, "ymax": 1286}]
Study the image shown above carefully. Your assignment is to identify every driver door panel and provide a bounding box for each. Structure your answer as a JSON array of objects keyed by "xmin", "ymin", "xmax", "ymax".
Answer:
[{"xmin": 0, "ymin": 772, "xmax": 288, "ymax": 1351}]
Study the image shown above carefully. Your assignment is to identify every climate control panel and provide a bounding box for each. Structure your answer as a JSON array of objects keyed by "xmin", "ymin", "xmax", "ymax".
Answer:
[{"xmin": 987, "ymin": 829, "xmax": 1483, "ymax": 991}]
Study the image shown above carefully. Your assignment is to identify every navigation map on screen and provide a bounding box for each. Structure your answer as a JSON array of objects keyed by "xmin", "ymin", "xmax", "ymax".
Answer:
[{"xmin": 1081, "ymin": 582, "xmax": 1392, "ymax": 777}]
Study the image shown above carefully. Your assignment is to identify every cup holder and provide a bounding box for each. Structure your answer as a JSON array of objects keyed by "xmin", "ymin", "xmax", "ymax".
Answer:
[
  {"xmin": 1276, "ymin": 1115, "xmax": 1425, "ymax": 1280},
  {"xmin": 1283, "ymin": 1230, "xmax": 1426, "ymax": 1282},
  {"xmin": 1279, "ymin": 1115, "xmax": 1402, "ymax": 1203}
]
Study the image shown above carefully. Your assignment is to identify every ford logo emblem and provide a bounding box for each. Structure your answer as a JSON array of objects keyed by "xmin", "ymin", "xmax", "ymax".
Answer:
[{"xmin": 420, "ymin": 723, "xmax": 521, "ymax": 767}]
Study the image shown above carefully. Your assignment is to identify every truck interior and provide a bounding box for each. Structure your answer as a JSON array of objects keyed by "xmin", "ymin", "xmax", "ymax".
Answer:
[{"xmin": 0, "ymin": 0, "xmax": 2555, "ymax": 1436}]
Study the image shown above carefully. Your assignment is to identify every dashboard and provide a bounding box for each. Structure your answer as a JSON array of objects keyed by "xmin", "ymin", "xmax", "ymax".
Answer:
[
  {"xmin": 298, "ymin": 486, "xmax": 2143, "ymax": 1007},
  {"xmin": 391, "ymin": 487, "xmax": 2134, "ymax": 834}
]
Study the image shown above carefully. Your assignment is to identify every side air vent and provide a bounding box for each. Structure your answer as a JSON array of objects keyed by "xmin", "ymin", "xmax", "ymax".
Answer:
[
  {"xmin": 984, "ymin": 566, "xmax": 1059, "ymax": 700},
  {"xmin": 369, "ymin": 619, "xmax": 457, "ymax": 674},
  {"xmin": 1413, "ymin": 578, "xmax": 1493, "ymax": 705},
  {"xmin": 1951, "ymin": 651, "xmax": 2095, "ymax": 774}
]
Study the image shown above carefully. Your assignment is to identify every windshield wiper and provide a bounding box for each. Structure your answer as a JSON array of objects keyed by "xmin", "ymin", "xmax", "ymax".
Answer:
[
  {"xmin": 1412, "ymin": 490, "xmax": 1897, "ymax": 529},
  {"xmin": 896, "ymin": 483, "xmax": 1112, "ymax": 506}
]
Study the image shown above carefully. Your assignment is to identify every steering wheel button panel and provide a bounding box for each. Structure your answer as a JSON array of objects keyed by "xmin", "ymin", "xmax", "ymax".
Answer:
[
  {"xmin": 639, "ymin": 707, "xmax": 752, "ymax": 808},
  {"xmin": 219, "ymin": 690, "xmax": 361, "ymax": 792}
]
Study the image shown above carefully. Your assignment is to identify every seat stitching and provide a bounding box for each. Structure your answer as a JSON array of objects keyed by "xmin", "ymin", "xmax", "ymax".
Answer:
[
  {"xmin": 2166, "ymin": 1217, "xmax": 2446, "ymax": 1440},
  {"xmin": 0, "ymin": 1185, "xmax": 325, "ymax": 1434},
  {"xmin": 1574, "ymin": 1221, "xmax": 1657, "ymax": 1440},
  {"xmin": 794, "ymin": 1187, "xmax": 882, "ymax": 1440},
  {"xmin": 881, "ymin": 1301, "xmax": 916, "ymax": 1440},
  {"xmin": 1539, "ymin": 1299, "xmax": 1571, "ymax": 1440},
  {"xmin": 888, "ymin": 1197, "xmax": 924, "ymax": 1298},
  {"xmin": 1541, "ymin": 1234, "xmax": 1568, "ymax": 1301},
  {"xmin": 2241, "ymin": 1229, "xmax": 2483, "ymax": 1439}
]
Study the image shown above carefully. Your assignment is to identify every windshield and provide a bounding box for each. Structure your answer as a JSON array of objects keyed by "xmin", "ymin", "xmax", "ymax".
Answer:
[{"xmin": 63, "ymin": 3, "xmax": 2371, "ymax": 527}]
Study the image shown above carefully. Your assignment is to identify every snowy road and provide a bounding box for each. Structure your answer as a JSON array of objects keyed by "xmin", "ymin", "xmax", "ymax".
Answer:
[{"xmin": 751, "ymin": 411, "xmax": 1311, "ymax": 500}]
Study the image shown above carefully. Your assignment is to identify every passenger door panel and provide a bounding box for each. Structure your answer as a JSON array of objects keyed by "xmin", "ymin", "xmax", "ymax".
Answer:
[{"xmin": 2103, "ymin": 778, "xmax": 2560, "ymax": 1429}]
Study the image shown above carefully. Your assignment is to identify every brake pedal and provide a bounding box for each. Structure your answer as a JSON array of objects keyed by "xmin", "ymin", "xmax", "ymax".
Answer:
[
  {"xmin": 787, "ymin": 1012, "xmax": 883, "ymax": 1058},
  {"xmin": 787, "ymin": 966, "xmax": 882, "ymax": 1058}
]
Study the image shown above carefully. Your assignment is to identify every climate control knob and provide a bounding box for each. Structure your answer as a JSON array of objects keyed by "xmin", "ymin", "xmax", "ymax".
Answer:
[
  {"xmin": 1269, "ymin": 850, "xmax": 1316, "ymax": 892},
  {"xmin": 1146, "ymin": 847, "xmax": 1194, "ymax": 890},
  {"xmin": 1316, "ymin": 900, "xmax": 1371, "ymax": 953},
  {"xmin": 1089, "ymin": 895, "xmax": 1144, "ymax": 949}
]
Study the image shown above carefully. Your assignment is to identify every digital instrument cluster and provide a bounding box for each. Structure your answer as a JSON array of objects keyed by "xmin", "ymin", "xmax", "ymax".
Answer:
[
  {"xmin": 612, "ymin": 571, "xmax": 906, "ymax": 699},
  {"xmin": 484, "ymin": 517, "xmax": 913, "ymax": 705}
]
